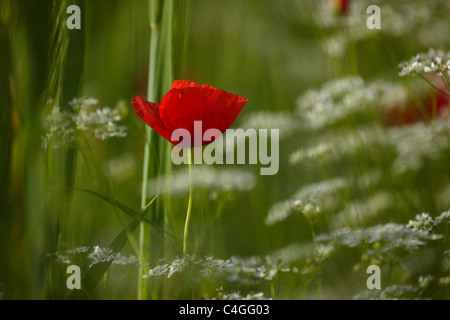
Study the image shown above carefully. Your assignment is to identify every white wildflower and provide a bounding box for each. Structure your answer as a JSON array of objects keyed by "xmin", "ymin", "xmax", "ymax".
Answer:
[
  {"xmin": 145, "ymin": 255, "xmax": 196, "ymax": 279},
  {"xmin": 41, "ymin": 97, "xmax": 127, "ymax": 149},
  {"xmin": 270, "ymin": 242, "xmax": 313, "ymax": 264},
  {"xmin": 407, "ymin": 213, "xmax": 434, "ymax": 232},
  {"xmin": 399, "ymin": 49, "xmax": 450, "ymax": 77},
  {"xmin": 289, "ymin": 143, "xmax": 332, "ymax": 165},
  {"xmin": 321, "ymin": 125, "xmax": 391, "ymax": 161},
  {"xmin": 312, "ymin": 1, "xmax": 433, "ymax": 58},
  {"xmin": 296, "ymin": 77, "xmax": 392, "ymax": 130},
  {"xmin": 47, "ymin": 252, "xmax": 71, "ymax": 264},
  {"xmin": 101, "ymin": 153, "xmax": 137, "ymax": 182},
  {"xmin": 66, "ymin": 246, "xmax": 90, "ymax": 256},
  {"xmin": 418, "ymin": 275, "xmax": 433, "ymax": 289},
  {"xmin": 167, "ymin": 256, "xmax": 193, "ymax": 278},
  {"xmin": 112, "ymin": 253, "xmax": 140, "ymax": 266},
  {"xmin": 41, "ymin": 106, "xmax": 75, "ymax": 149},
  {"xmin": 317, "ymin": 218, "xmax": 443, "ymax": 260},
  {"xmin": 354, "ymin": 284, "xmax": 419, "ymax": 300},
  {"xmin": 390, "ymin": 119, "xmax": 450, "ymax": 175},
  {"xmin": 211, "ymin": 287, "xmax": 270, "ymax": 300},
  {"xmin": 331, "ymin": 192, "xmax": 394, "ymax": 229},
  {"xmin": 439, "ymin": 276, "xmax": 450, "ymax": 285},
  {"xmin": 227, "ymin": 256, "xmax": 295, "ymax": 283},
  {"xmin": 88, "ymin": 246, "xmax": 116, "ymax": 266},
  {"xmin": 239, "ymin": 111, "xmax": 301, "ymax": 139},
  {"xmin": 145, "ymin": 264, "xmax": 169, "ymax": 278},
  {"xmin": 197, "ymin": 255, "xmax": 233, "ymax": 277},
  {"xmin": 48, "ymin": 246, "xmax": 143, "ymax": 267},
  {"xmin": 357, "ymin": 169, "xmax": 382, "ymax": 190},
  {"xmin": 266, "ymin": 178, "xmax": 347, "ymax": 225},
  {"xmin": 147, "ymin": 166, "xmax": 256, "ymax": 198}
]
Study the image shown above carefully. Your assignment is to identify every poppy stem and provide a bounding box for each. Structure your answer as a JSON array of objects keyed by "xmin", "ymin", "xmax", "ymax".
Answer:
[{"xmin": 183, "ymin": 148, "xmax": 193, "ymax": 256}]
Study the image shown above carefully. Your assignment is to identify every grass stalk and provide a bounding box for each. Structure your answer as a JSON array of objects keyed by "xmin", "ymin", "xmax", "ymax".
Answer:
[
  {"xmin": 138, "ymin": 0, "xmax": 163, "ymax": 300},
  {"xmin": 183, "ymin": 149, "xmax": 193, "ymax": 256}
]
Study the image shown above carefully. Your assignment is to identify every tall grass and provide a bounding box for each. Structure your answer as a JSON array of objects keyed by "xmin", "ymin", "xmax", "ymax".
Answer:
[
  {"xmin": 1, "ymin": 0, "xmax": 449, "ymax": 300},
  {"xmin": 43, "ymin": 0, "xmax": 86, "ymax": 298}
]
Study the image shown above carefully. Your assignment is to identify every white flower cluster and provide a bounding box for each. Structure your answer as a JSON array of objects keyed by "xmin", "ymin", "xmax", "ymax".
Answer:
[
  {"xmin": 42, "ymin": 105, "xmax": 75, "ymax": 149},
  {"xmin": 145, "ymin": 254, "xmax": 297, "ymax": 286},
  {"xmin": 311, "ymin": 0, "xmax": 436, "ymax": 58},
  {"xmin": 354, "ymin": 275, "xmax": 436, "ymax": 300},
  {"xmin": 199, "ymin": 255, "xmax": 234, "ymax": 277},
  {"xmin": 101, "ymin": 153, "xmax": 137, "ymax": 182},
  {"xmin": 318, "ymin": 223, "xmax": 442, "ymax": 259},
  {"xmin": 225, "ymin": 256, "xmax": 297, "ymax": 283},
  {"xmin": 316, "ymin": 207, "xmax": 449, "ymax": 259},
  {"xmin": 47, "ymin": 245, "xmax": 139, "ymax": 267},
  {"xmin": 399, "ymin": 49, "xmax": 450, "ymax": 78},
  {"xmin": 319, "ymin": 125, "xmax": 390, "ymax": 160},
  {"xmin": 209, "ymin": 287, "xmax": 269, "ymax": 300},
  {"xmin": 42, "ymin": 97, "xmax": 127, "ymax": 149},
  {"xmin": 271, "ymin": 209, "xmax": 449, "ymax": 277},
  {"xmin": 289, "ymin": 143, "xmax": 332, "ymax": 165},
  {"xmin": 144, "ymin": 255, "xmax": 232, "ymax": 279},
  {"xmin": 312, "ymin": 118, "xmax": 450, "ymax": 176},
  {"xmin": 407, "ymin": 213, "xmax": 434, "ymax": 232},
  {"xmin": 239, "ymin": 111, "xmax": 301, "ymax": 139},
  {"xmin": 389, "ymin": 118, "xmax": 450, "ymax": 175},
  {"xmin": 407, "ymin": 210, "xmax": 450, "ymax": 232},
  {"xmin": 145, "ymin": 255, "xmax": 192, "ymax": 278},
  {"xmin": 66, "ymin": 246, "xmax": 90, "ymax": 256},
  {"xmin": 270, "ymin": 243, "xmax": 312, "ymax": 265},
  {"xmin": 265, "ymin": 178, "xmax": 348, "ymax": 226},
  {"xmin": 147, "ymin": 166, "xmax": 256, "ymax": 198},
  {"xmin": 330, "ymin": 192, "xmax": 393, "ymax": 229},
  {"xmin": 296, "ymin": 76, "xmax": 393, "ymax": 130},
  {"xmin": 88, "ymin": 246, "xmax": 140, "ymax": 267}
]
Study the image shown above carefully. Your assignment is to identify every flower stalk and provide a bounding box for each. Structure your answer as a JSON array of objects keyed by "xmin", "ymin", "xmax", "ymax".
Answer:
[{"xmin": 183, "ymin": 149, "xmax": 194, "ymax": 256}]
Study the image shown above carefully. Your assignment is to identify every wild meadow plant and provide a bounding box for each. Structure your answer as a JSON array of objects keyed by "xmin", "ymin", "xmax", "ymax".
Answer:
[{"xmin": 1, "ymin": 0, "xmax": 450, "ymax": 300}]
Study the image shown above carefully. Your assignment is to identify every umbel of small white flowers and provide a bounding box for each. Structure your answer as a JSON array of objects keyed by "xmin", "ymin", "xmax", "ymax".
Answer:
[
  {"xmin": 42, "ymin": 97, "xmax": 127, "ymax": 149},
  {"xmin": 399, "ymin": 49, "xmax": 450, "ymax": 78}
]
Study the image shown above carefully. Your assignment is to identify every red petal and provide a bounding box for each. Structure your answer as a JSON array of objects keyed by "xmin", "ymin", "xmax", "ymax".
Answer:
[
  {"xmin": 171, "ymin": 80, "xmax": 201, "ymax": 89},
  {"xmin": 134, "ymin": 81, "xmax": 248, "ymax": 146},
  {"xmin": 202, "ymin": 88, "xmax": 247, "ymax": 133},
  {"xmin": 131, "ymin": 96, "xmax": 172, "ymax": 142},
  {"xmin": 159, "ymin": 84, "xmax": 247, "ymax": 146}
]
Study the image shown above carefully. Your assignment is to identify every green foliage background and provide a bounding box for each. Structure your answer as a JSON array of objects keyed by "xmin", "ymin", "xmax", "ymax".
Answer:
[{"xmin": 0, "ymin": 0, "xmax": 449, "ymax": 299}]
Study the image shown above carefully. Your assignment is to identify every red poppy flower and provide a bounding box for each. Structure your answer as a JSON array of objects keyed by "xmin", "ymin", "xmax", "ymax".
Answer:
[
  {"xmin": 132, "ymin": 80, "xmax": 247, "ymax": 147},
  {"xmin": 332, "ymin": 0, "xmax": 350, "ymax": 15},
  {"xmin": 384, "ymin": 86, "xmax": 450, "ymax": 126}
]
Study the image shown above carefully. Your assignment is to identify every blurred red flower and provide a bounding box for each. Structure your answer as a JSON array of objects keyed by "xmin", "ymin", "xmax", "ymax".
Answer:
[
  {"xmin": 384, "ymin": 89, "xmax": 450, "ymax": 126},
  {"xmin": 132, "ymin": 80, "xmax": 247, "ymax": 147},
  {"xmin": 333, "ymin": 0, "xmax": 350, "ymax": 15}
]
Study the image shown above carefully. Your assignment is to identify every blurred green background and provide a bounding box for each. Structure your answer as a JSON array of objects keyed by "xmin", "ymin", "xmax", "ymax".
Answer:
[{"xmin": 1, "ymin": 0, "xmax": 449, "ymax": 299}]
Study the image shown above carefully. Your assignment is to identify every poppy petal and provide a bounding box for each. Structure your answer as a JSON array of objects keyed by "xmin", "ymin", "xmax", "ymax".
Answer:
[
  {"xmin": 171, "ymin": 80, "xmax": 201, "ymax": 89},
  {"xmin": 132, "ymin": 80, "xmax": 247, "ymax": 147},
  {"xmin": 202, "ymin": 88, "xmax": 247, "ymax": 132},
  {"xmin": 131, "ymin": 96, "xmax": 172, "ymax": 142},
  {"xmin": 159, "ymin": 87, "xmax": 211, "ymax": 129}
]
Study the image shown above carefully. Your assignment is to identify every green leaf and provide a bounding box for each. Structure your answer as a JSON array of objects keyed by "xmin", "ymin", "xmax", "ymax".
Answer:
[
  {"xmin": 68, "ymin": 195, "xmax": 158, "ymax": 300},
  {"xmin": 74, "ymin": 188, "xmax": 153, "ymax": 225}
]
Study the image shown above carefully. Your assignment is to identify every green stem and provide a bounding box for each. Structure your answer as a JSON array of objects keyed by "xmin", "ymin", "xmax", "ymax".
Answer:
[
  {"xmin": 270, "ymin": 277, "xmax": 277, "ymax": 300},
  {"xmin": 138, "ymin": 0, "xmax": 162, "ymax": 301},
  {"xmin": 442, "ymin": 73, "xmax": 450, "ymax": 93},
  {"xmin": 138, "ymin": 127, "xmax": 152, "ymax": 300},
  {"xmin": 304, "ymin": 212, "xmax": 317, "ymax": 253},
  {"xmin": 183, "ymin": 149, "xmax": 193, "ymax": 256},
  {"xmin": 419, "ymin": 74, "xmax": 450, "ymax": 98}
]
